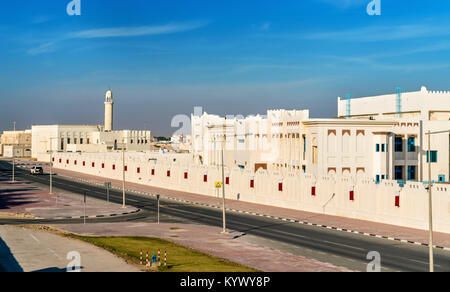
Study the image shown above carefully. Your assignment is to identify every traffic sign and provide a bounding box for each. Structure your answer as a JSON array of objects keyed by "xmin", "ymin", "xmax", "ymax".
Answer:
[{"xmin": 215, "ymin": 182, "xmax": 222, "ymax": 189}]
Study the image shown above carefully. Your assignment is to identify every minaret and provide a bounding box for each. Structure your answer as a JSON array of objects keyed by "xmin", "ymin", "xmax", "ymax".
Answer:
[{"xmin": 104, "ymin": 89, "xmax": 114, "ymax": 132}]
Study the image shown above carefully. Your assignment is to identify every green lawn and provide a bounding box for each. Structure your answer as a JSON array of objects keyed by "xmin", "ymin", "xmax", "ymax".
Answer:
[{"xmin": 68, "ymin": 235, "xmax": 258, "ymax": 272}]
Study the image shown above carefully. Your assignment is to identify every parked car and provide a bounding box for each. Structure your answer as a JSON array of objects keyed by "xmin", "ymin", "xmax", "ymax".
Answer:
[{"xmin": 30, "ymin": 166, "xmax": 44, "ymax": 175}]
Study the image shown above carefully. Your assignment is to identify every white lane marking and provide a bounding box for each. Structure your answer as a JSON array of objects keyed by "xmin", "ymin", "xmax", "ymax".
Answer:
[{"xmin": 29, "ymin": 233, "xmax": 40, "ymax": 244}]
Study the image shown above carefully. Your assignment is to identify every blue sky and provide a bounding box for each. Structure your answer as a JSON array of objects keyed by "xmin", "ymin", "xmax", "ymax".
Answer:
[{"xmin": 1, "ymin": 0, "xmax": 450, "ymax": 136}]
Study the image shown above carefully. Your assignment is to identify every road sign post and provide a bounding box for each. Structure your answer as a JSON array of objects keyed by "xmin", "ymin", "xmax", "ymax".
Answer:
[
  {"xmin": 83, "ymin": 192, "xmax": 86, "ymax": 225},
  {"xmin": 104, "ymin": 182, "xmax": 111, "ymax": 203},
  {"xmin": 156, "ymin": 194, "xmax": 160, "ymax": 224}
]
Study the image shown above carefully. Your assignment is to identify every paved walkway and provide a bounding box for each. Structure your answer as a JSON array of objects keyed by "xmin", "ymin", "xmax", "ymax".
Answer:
[
  {"xmin": 48, "ymin": 166, "xmax": 450, "ymax": 249},
  {"xmin": 0, "ymin": 175, "xmax": 138, "ymax": 219},
  {"xmin": 57, "ymin": 222, "xmax": 352, "ymax": 272},
  {"xmin": 0, "ymin": 225, "xmax": 140, "ymax": 272}
]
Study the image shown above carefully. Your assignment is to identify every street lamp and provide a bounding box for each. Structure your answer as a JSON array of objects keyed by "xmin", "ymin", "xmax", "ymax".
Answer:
[
  {"xmin": 208, "ymin": 118, "xmax": 234, "ymax": 234},
  {"xmin": 122, "ymin": 138, "xmax": 126, "ymax": 208},
  {"xmin": 424, "ymin": 129, "xmax": 450, "ymax": 272},
  {"xmin": 11, "ymin": 121, "xmax": 16, "ymax": 183},
  {"xmin": 48, "ymin": 137, "xmax": 58, "ymax": 194}
]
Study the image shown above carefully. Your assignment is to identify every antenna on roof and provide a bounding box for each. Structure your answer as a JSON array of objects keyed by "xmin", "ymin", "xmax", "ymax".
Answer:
[
  {"xmin": 395, "ymin": 86, "xmax": 405, "ymax": 118},
  {"xmin": 344, "ymin": 94, "xmax": 353, "ymax": 118}
]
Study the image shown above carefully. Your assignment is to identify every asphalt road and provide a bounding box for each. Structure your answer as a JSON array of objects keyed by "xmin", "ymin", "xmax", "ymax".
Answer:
[{"xmin": 0, "ymin": 160, "xmax": 449, "ymax": 272}]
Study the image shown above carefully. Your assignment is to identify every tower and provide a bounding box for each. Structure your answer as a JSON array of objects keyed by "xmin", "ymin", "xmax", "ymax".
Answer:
[{"xmin": 104, "ymin": 89, "xmax": 114, "ymax": 132}]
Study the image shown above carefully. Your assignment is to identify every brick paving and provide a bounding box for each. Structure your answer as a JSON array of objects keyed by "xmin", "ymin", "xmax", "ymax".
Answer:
[
  {"xmin": 0, "ymin": 175, "xmax": 137, "ymax": 219},
  {"xmin": 47, "ymin": 166, "xmax": 450, "ymax": 249},
  {"xmin": 56, "ymin": 222, "xmax": 353, "ymax": 272}
]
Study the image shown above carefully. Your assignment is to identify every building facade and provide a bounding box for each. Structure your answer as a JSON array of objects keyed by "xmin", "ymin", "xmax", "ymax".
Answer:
[
  {"xmin": 192, "ymin": 86, "xmax": 450, "ymax": 183},
  {"xmin": 32, "ymin": 90, "xmax": 151, "ymax": 162}
]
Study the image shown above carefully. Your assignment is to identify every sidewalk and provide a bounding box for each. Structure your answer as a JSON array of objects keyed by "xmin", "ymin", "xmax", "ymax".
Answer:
[
  {"xmin": 0, "ymin": 225, "xmax": 140, "ymax": 272},
  {"xmin": 49, "ymin": 166, "xmax": 450, "ymax": 250},
  {"xmin": 0, "ymin": 176, "xmax": 138, "ymax": 220},
  {"xmin": 56, "ymin": 222, "xmax": 353, "ymax": 272}
]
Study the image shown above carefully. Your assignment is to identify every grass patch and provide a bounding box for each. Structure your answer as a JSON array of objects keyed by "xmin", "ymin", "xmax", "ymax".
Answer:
[{"xmin": 67, "ymin": 235, "xmax": 258, "ymax": 272}]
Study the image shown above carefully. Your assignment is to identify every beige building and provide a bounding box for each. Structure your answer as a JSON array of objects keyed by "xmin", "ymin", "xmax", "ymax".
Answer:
[{"xmin": 0, "ymin": 130, "xmax": 32, "ymax": 157}]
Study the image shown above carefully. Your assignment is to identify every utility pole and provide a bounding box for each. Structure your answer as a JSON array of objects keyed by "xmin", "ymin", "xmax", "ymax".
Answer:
[
  {"xmin": 424, "ymin": 129, "xmax": 450, "ymax": 272},
  {"xmin": 122, "ymin": 139, "xmax": 126, "ymax": 208},
  {"xmin": 49, "ymin": 137, "xmax": 57, "ymax": 194},
  {"xmin": 12, "ymin": 121, "xmax": 16, "ymax": 183},
  {"xmin": 221, "ymin": 117, "xmax": 227, "ymax": 234},
  {"xmin": 427, "ymin": 129, "xmax": 434, "ymax": 272}
]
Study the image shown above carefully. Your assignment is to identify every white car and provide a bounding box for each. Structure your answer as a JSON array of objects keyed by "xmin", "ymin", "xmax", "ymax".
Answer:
[{"xmin": 30, "ymin": 166, "xmax": 44, "ymax": 175}]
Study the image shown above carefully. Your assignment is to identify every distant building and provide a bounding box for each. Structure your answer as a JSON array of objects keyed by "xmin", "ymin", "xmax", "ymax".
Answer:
[
  {"xmin": 0, "ymin": 130, "xmax": 32, "ymax": 158},
  {"xmin": 32, "ymin": 90, "xmax": 151, "ymax": 162},
  {"xmin": 171, "ymin": 134, "xmax": 192, "ymax": 152}
]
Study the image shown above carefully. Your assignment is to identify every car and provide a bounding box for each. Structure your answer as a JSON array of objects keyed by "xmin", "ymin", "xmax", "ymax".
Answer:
[{"xmin": 30, "ymin": 166, "xmax": 44, "ymax": 175}]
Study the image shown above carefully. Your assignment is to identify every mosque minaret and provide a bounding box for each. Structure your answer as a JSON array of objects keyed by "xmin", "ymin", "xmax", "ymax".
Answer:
[{"xmin": 104, "ymin": 89, "xmax": 114, "ymax": 132}]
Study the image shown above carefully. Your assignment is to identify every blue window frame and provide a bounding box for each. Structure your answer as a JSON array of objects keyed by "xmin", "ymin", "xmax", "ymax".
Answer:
[
  {"xmin": 438, "ymin": 175, "xmax": 445, "ymax": 182},
  {"xmin": 395, "ymin": 166, "xmax": 403, "ymax": 180},
  {"xmin": 381, "ymin": 144, "xmax": 385, "ymax": 152},
  {"xmin": 407, "ymin": 137, "xmax": 415, "ymax": 152},
  {"xmin": 376, "ymin": 175, "xmax": 380, "ymax": 184},
  {"xmin": 376, "ymin": 144, "xmax": 380, "ymax": 152},
  {"xmin": 426, "ymin": 151, "xmax": 437, "ymax": 163},
  {"xmin": 407, "ymin": 166, "xmax": 416, "ymax": 181},
  {"xmin": 395, "ymin": 136, "xmax": 403, "ymax": 152}
]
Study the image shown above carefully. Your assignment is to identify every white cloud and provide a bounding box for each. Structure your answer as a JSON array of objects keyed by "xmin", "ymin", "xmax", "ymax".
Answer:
[
  {"xmin": 69, "ymin": 22, "xmax": 207, "ymax": 39},
  {"xmin": 302, "ymin": 24, "xmax": 450, "ymax": 42},
  {"xmin": 27, "ymin": 21, "xmax": 208, "ymax": 55}
]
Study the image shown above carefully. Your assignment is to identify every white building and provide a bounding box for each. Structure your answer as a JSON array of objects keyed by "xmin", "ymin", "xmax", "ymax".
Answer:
[
  {"xmin": 192, "ymin": 86, "xmax": 450, "ymax": 183},
  {"xmin": 338, "ymin": 86, "xmax": 450, "ymax": 183},
  {"xmin": 32, "ymin": 90, "xmax": 151, "ymax": 162}
]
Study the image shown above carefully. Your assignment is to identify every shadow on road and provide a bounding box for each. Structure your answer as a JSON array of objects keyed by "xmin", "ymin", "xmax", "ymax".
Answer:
[
  {"xmin": 32, "ymin": 266, "xmax": 84, "ymax": 272},
  {"xmin": 0, "ymin": 236, "xmax": 23, "ymax": 272}
]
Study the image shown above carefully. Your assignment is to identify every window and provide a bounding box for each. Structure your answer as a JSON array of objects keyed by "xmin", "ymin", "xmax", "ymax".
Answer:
[
  {"xmin": 376, "ymin": 144, "xmax": 380, "ymax": 152},
  {"xmin": 312, "ymin": 146, "xmax": 318, "ymax": 164},
  {"xmin": 407, "ymin": 137, "xmax": 415, "ymax": 152},
  {"xmin": 80, "ymin": 138, "xmax": 83, "ymax": 144},
  {"xmin": 87, "ymin": 138, "xmax": 90, "ymax": 144},
  {"xmin": 381, "ymin": 144, "xmax": 386, "ymax": 152},
  {"xmin": 395, "ymin": 136, "xmax": 403, "ymax": 152},
  {"xmin": 60, "ymin": 138, "xmax": 64, "ymax": 150},
  {"xmin": 74, "ymin": 138, "xmax": 77, "ymax": 144},
  {"xmin": 395, "ymin": 166, "xmax": 403, "ymax": 180},
  {"xmin": 67, "ymin": 138, "xmax": 70, "ymax": 144},
  {"xmin": 427, "ymin": 151, "xmax": 437, "ymax": 163},
  {"xmin": 438, "ymin": 175, "xmax": 445, "ymax": 182},
  {"xmin": 376, "ymin": 175, "xmax": 380, "ymax": 184},
  {"xmin": 408, "ymin": 166, "xmax": 416, "ymax": 181}
]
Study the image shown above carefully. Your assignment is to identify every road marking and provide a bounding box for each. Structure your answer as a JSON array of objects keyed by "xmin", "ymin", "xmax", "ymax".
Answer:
[{"xmin": 29, "ymin": 233, "xmax": 40, "ymax": 244}]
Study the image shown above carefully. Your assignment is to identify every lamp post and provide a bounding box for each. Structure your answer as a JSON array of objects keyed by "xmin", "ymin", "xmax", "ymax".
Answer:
[
  {"xmin": 424, "ymin": 129, "xmax": 450, "ymax": 272},
  {"xmin": 208, "ymin": 118, "xmax": 233, "ymax": 234},
  {"xmin": 122, "ymin": 138, "xmax": 126, "ymax": 208},
  {"xmin": 11, "ymin": 122, "xmax": 16, "ymax": 182},
  {"xmin": 48, "ymin": 137, "xmax": 58, "ymax": 194}
]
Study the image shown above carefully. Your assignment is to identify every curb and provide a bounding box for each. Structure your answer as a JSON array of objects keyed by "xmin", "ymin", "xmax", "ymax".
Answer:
[
  {"xmin": 57, "ymin": 173, "xmax": 450, "ymax": 252},
  {"xmin": 35, "ymin": 208, "xmax": 141, "ymax": 220}
]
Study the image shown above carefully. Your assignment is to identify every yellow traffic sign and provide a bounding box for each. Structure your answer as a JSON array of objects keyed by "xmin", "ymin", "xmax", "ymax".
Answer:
[{"xmin": 215, "ymin": 182, "xmax": 222, "ymax": 189}]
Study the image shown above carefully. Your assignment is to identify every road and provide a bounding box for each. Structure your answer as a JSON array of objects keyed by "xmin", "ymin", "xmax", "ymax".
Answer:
[{"xmin": 0, "ymin": 160, "xmax": 449, "ymax": 272}]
